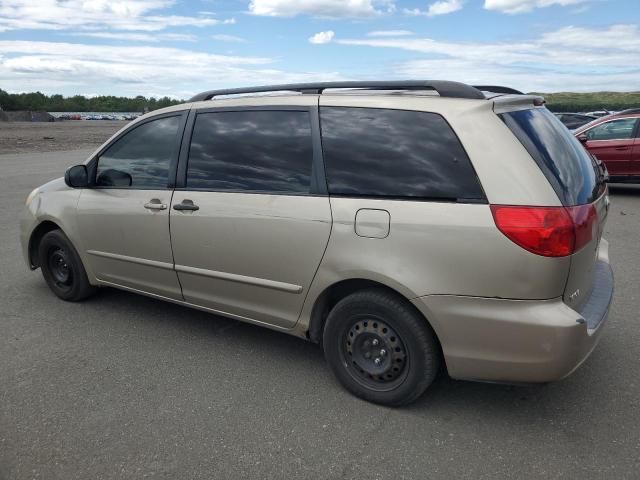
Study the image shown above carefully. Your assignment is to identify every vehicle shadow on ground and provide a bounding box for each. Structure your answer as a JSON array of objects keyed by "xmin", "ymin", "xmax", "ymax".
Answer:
[
  {"xmin": 85, "ymin": 286, "xmax": 584, "ymax": 419},
  {"xmin": 608, "ymin": 183, "xmax": 640, "ymax": 196}
]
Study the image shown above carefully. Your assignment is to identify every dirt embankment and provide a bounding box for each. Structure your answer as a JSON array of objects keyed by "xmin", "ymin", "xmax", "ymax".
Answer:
[
  {"xmin": 0, "ymin": 111, "xmax": 56, "ymax": 122},
  {"xmin": 0, "ymin": 121, "xmax": 127, "ymax": 155}
]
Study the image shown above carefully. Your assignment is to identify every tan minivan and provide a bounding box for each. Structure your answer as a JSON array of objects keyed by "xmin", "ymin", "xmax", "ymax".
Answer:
[{"xmin": 20, "ymin": 81, "xmax": 614, "ymax": 405}]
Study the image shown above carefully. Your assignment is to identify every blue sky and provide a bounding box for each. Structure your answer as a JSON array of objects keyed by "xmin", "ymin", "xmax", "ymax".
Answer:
[{"xmin": 0, "ymin": 0, "xmax": 638, "ymax": 98}]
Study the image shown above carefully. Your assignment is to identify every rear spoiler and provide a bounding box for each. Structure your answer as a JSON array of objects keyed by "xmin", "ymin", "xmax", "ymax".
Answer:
[
  {"xmin": 473, "ymin": 85, "xmax": 525, "ymax": 96},
  {"xmin": 492, "ymin": 95, "xmax": 546, "ymax": 114}
]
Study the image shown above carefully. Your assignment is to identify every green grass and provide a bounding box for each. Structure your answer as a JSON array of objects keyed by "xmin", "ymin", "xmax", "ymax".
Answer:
[{"xmin": 530, "ymin": 91, "xmax": 640, "ymax": 113}]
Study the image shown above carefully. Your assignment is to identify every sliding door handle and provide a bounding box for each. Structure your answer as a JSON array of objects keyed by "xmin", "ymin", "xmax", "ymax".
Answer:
[{"xmin": 173, "ymin": 199, "xmax": 200, "ymax": 211}]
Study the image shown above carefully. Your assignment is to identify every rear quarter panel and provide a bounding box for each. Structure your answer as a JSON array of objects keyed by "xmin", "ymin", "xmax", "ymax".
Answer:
[
  {"xmin": 312, "ymin": 198, "xmax": 570, "ymax": 300},
  {"xmin": 297, "ymin": 96, "xmax": 570, "ymax": 334}
]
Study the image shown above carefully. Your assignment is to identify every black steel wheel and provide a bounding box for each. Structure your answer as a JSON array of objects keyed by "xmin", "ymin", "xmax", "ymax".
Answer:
[
  {"xmin": 38, "ymin": 229, "xmax": 96, "ymax": 302},
  {"xmin": 343, "ymin": 317, "xmax": 408, "ymax": 391},
  {"xmin": 47, "ymin": 247, "xmax": 74, "ymax": 293},
  {"xmin": 323, "ymin": 289, "xmax": 440, "ymax": 406}
]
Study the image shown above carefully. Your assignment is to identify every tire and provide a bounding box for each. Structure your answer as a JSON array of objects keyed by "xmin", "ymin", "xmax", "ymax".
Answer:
[
  {"xmin": 323, "ymin": 289, "xmax": 440, "ymax": 406},
  {"xmin": 38, "ymin": 229, "xmax": 96, "ymax": 302}
]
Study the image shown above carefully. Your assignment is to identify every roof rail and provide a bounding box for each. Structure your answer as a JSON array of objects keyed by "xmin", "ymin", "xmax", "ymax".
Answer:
[
  {"xmin": 189, "ymin": 80, "xmax": 487, "ymax": 102},
  {"xmin": 473, "ymin": 85, "xmax": 524, "ymax": 95}
]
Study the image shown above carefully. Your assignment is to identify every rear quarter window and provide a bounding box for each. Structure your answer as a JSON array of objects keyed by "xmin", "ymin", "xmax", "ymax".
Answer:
[
  {"xmin": 319, "ymin": 107, "xmax": 485, "ymax": 202},
  {"xmin": 500, "ymin": 108, "xmax": 604, "ymax": 206}
]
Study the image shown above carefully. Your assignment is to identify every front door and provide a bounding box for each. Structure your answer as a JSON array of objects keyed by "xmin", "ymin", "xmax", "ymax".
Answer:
[
  {"xmin": 583, "ymin": 117, "xmax": 638, "ymax": 176},
  {"xmin": 169, "ymin": 106, "xmax": 331, "ymax": 328},
  {"xmin": 76, "ymin": 113, "xmax": 187, "ymax": 300},
  {"xmin": 632, "ymin": 130, "xmax": 640, "ymax": 176}
]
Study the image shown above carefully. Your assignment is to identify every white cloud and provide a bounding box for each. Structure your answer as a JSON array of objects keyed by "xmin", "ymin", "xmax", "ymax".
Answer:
[
  {"xmin": 336, "ymin": 24, "xmax": 640, "ymax": 92},
  {"xmin": 427, "ymin": 0, "xmax": 464, "ymax": 16},
  {"xmin": 404, "ymin": 0, "xmax": 463, "ymax": 16},
  {"xmin": 368, "ymin": 30, "xmax": 413, "ymax": 36},
  {"xmin": 0, "ymin": 40, "xmax": 343, "ymax": 98},
  {"xmin": 0, "ymin": 0, "xmax": 233, "ymax": 32},
  {"xmin": 309, "ymin": 30, "xmax": 335, "ymax": 44},
  {"xmin": 67, "ymin": 32, "xmax": 196, "ymax": 42},
  {"xmin": 211, "ymin": 34, "xmax": 246, "ymax": 43},
  {"xmin": 248, "ymin": 0, "xmax": 395, "ymax": 18},
  {"xmin": 484, "ymin": 0, "xmax": 589, "ymax": 14},
  {"xmin": 539, "ymin": 24, "xmax": 640, "ymax": 50}
]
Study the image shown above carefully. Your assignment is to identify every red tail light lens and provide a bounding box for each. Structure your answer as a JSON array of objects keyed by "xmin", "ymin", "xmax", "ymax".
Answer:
[
  {"xmin": 490, "ymin": 204, "xmax": 597, "ymax": 257},
  {"xmin": 568, "ymin": 204, "xmax": 599, "ymax": 252}
]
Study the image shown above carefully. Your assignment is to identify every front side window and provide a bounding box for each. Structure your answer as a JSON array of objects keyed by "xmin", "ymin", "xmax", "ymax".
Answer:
[
  {"xmin": 96, "ymin": 115, "xmax": 181, "ymax": 188},
  {"xmin": 319, "ymin": 107, "xmax": 485, "ymax": 201},
  {"xmin": 585, "ymin": 118, "xmax": 637, "ymax": 141},
  {"xmin": 187, "ymin": 110, "xmax": 314, "ymax": 194}
]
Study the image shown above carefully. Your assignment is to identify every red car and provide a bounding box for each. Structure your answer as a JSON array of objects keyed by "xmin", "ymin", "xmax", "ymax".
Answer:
[{"xmin": 574, "ymin": 113, "xmax": 640, "ymax": 183}]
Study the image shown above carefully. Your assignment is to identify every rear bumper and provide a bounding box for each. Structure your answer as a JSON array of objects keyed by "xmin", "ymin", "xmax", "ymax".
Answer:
[{"xmin": 412, "ymin": 257, "xmax": 613, "ymax": 384}]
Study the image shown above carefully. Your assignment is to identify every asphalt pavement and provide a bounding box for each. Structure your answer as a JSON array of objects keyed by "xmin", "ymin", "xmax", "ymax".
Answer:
[{"xmin": 1, "ymin": 149, "xmax": 639, "ymax": 479}]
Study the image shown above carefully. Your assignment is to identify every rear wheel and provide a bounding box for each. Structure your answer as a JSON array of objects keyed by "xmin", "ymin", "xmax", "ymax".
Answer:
[
  {"xmin": 38, "ymin": 230, "xmax": 95, "ymax": 302},
  {"xmin": 323, "ymin": 289, "xmax": 440, "ymax": 406}
]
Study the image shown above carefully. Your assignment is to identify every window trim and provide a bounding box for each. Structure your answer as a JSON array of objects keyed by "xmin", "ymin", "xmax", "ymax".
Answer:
[
  {"xmin": 175, "ymin": 105, "xmax": 327, "ymax": 197},
  {"xmin": 317, "ymin": 105, "xmax": 488, "ymax": 204},
  {"xmin": 583, "ymin": 117, "xmax": 639, "ymax": 142},
  {"xmin": 88, "ymin": 110, "xmax": 189, "ymax": 191}
]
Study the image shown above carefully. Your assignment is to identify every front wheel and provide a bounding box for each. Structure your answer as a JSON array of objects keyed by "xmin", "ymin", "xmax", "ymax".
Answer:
[
  {"xmin": 323, "ymin": 289, "xmax": 440, "ymax": 406},
  {"xmin": 38, "ymin": 229, "xmax": 96, "ymax": 302}
]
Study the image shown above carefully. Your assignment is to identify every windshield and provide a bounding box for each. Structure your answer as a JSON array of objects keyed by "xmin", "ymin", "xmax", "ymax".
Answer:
[{"xmin": 500, "ymin": 108, "xmax": 604, "ymax": 206}]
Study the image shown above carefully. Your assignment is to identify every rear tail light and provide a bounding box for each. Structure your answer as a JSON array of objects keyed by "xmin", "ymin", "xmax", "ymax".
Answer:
[{"xmin": 490, "ymin": 204, "xmax": 597, "ymax": 257}]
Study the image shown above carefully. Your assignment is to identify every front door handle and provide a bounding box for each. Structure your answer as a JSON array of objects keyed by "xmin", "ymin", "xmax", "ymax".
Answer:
[
  {"xmin": 614, "ymin": 146, "xmax": 631, "ymax": 151},
  {"xmin": 173, "ymin": 199, "xmax": 200, "ymax": 211},
  {"xmin": 144, "ymin": 199, "xmax": 167, "ymax": 210}
]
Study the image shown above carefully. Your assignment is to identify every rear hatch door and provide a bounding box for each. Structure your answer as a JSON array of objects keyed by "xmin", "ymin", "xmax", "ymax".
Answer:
[{"xmin": 499, "ymin": 107, "xmax": 608, "ymax": 310}]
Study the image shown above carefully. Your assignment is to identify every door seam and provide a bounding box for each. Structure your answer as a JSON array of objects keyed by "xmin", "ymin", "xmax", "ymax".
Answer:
[{"xmin": 167, "ymin": 188, "xmax": 186, "ymax": 301}]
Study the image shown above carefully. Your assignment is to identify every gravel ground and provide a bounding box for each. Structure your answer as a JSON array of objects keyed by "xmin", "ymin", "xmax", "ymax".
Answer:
[
  {"xmin": 1, "ymin": 144, "xmax": 639, "ymax": 479},
  {"xmin": 0, "ymin": 121, "xmax": 126, "ymax": 155}
]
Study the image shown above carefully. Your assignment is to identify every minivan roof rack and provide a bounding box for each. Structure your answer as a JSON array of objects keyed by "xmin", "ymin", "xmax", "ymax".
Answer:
[
  {"xmin": 189, "ymin": 80, "xmax": 489, "ymax": 102},
  {"xmin": 473, "ymin": 85, "xmax": 524, "ymax": 95}
]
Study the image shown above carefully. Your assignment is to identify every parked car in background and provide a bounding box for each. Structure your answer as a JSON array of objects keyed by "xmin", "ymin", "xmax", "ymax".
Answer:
[
  {"xmin": 554, "ymin": 112, "xmax": 597, "ymax": 130},
  {"xmin": 585, "ymin": 110, "xmax": 613, "ymax": 118},
  {"xmin": 21, "ymin": 81, "xmax": 613, "ymax": 406},
  {"xmin": 575, "ymin": 112, "xmax": 640, "ymax": 183},
  {"xmin": 616, "ymin": 108, "xmax": 640, "ymax": 115}
]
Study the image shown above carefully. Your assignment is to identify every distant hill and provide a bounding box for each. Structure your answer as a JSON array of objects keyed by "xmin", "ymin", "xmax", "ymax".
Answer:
[{"xmin": 531, "ymin": 91, "xmax": 640, "ymax": 113}]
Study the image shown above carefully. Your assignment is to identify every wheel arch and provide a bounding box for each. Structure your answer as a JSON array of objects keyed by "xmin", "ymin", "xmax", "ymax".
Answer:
[
  {"xmin": 306, "ymin": 278, "xmax": 444, "ymax": 360},
  {"xmin": 28, "ymin": 220, "xmax": 63, "ymax": 269}
]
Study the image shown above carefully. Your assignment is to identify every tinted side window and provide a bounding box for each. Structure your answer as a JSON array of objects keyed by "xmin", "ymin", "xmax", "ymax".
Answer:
[
  {"xmin": 319, "ymin": 107, "xmax": 484, "ymax": 201},
  {"xmin": 586, "ymin": 118, "xmax": 637, "ymax": 141},
  {"xmin": 96, "ymin": 116, "xmax": 181, "ymax": 188},
  {"xmin": 187, "ymin": 110, "xmax": 313, "ymax": 194}
]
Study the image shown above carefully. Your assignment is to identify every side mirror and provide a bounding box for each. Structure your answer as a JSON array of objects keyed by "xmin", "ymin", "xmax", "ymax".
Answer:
[
  {"xmin": 577, "ymin": 134, "xmax": 588, "ymax": 143},
  {"xmin": 64, "ymin": 164, "xmax": 89, "ymax": 188}
]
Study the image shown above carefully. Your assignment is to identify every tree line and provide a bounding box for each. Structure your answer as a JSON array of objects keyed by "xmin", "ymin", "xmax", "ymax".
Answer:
[
  {"xmin": 0, "ymin": 89, "xmax": 182, "ymax": 112},
  {"xmin": 2, "ymin": 88, "xmax": 640, "ymax": 113}
]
